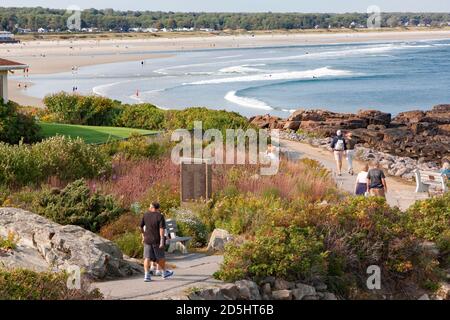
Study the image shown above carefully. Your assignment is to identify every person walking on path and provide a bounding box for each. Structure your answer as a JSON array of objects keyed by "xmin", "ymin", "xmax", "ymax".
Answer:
[
  {"xmin": 367, "ymin": 161, "xmax": 388, "ymax": 198},
  {"xmin": 330, "ymin": 130, "xmax": 347, "ymax": 176},
  {"xmin": 355, "ymin": 163, "xmax": 369, "ymax": 196},
  {"xmin": 441, "ymin": 160, "xmax": 450, "ymax": 179},
  {"xmin": 140, "ymin": 202, "xmax": 174, "ymax": 282},
  {"xmin": 345, "ymin": 132, "xmax": 357, "ymax": 175}
]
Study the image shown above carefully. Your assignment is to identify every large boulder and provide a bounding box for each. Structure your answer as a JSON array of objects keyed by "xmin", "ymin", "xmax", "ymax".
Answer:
[
  {"xmin": 249, "ymin": 115, "xmax": 283, "ymax": 129},
  {"xmin": 357, "ymin": 109, "xmax": 391, "ymax": 126},
  {"xmin": 235, "ymin": 280, "xmax": 261, "ymax": 300},
  {"xmin": 0, "ymin": 208, "xmax": 142, "ymax": 280},
  {"xmin": 207, "ymin": 229, "xmax": 233, "ymax": 253}
]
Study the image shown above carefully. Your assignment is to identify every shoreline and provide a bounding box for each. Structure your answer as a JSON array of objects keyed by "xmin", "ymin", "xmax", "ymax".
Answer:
[{"xmin": 3, "ymin": 29, "xmax": 450, "ymax": 107}]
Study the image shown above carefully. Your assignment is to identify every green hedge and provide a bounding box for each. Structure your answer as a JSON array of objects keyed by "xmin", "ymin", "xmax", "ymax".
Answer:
[
  {"xmin": 42, "ymin": 93, "xmax": 250, "ymax": 133},
  {"xmin": 0, "ymin": 100, "xmax": 41, "ymax": 144},
  {"xmin": 43, "ymin": 92, "xmax": 122, "ymax": 126},
  {"xmin": 0, "ymin": 136, "xmax": 111, "ymax": 188}
]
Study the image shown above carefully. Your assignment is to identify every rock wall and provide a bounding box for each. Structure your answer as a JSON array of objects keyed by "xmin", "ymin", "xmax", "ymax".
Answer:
[{"xmin": 0, "ymin": 208, "xmax": 142, "ymax": 280}]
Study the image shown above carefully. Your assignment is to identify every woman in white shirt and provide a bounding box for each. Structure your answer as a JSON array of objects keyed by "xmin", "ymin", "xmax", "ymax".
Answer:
[{"xmin": 355, "ymin": 163, "xmax": 369, "ymax": 196}]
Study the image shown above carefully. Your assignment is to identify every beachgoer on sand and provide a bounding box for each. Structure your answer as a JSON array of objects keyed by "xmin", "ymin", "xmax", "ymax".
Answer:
[
  {"xmin": 345, "ymin": 132, "xmax": 357, "ymax": 175},
  {"xmin": 140, "ymin": 202, "xmax": 174, "ymax": 282},
  {"xmin": 367, "ymin": 161, "xmax": 388, "ymax": 198},
  {"xmin": 330, "ymin": 130, "xmax": 346, "ymax": 176},
  {"xmin": 355, "ymin": 163, "xmax": 369, "ymax": 196}
]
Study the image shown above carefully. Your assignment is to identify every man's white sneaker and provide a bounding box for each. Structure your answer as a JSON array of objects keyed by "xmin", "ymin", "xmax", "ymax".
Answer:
[{"xmin": 155, "ymin": 270, "xmax": 162, "ymax": 276}]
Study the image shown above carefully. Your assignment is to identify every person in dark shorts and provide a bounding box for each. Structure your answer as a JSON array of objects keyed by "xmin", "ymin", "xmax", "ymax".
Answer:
[
  {"xmin": 140, "ymin": 202, "xmax": 174, "ymax": 282},
  {"xmin": 367, "ymin": 161, "xmax": 388, "ymax": 198}
]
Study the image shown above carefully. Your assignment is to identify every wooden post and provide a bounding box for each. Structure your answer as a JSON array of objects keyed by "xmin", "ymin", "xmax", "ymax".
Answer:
[
  {"xmin": 180, "ymin": 158, "xmax": 212, "ymax": 202},
  {"xmin": 0, "ymin": 71, "xmax": 7, "ymax": 103}
]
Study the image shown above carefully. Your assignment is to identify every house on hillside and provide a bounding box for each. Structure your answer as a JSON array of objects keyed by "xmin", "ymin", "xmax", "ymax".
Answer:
[{"xmin": 0, "ymin": 58, "xmax": 28, "ymax": 103}]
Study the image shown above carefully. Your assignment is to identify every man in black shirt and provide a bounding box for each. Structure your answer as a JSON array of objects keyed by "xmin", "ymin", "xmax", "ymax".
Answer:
[{"xmin": 140, "ymin": 202, "xmax": 173, "ymax": 282}]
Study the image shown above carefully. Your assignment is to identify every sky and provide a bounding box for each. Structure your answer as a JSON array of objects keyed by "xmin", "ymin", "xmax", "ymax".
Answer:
[{"xmin": 1, "ymin": 1, "xmax": 450, "ymax": 13}]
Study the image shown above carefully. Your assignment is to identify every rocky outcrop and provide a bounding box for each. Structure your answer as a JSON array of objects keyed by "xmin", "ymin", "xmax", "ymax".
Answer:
[
  {"xmin": 0, "ymin": 208, "xmax": 142, "ymax": 280},
  {"xmin": 252, "ymin": 105, "xmax": 450, "ymax": 162},
  {"xmin": 249, "ymin": 114, "xmax": 284, "ymax": 129},
  {"xmin": 207, "ymin": 229, "xmax": 233, "ymax": 253},
  {"xmin": 187, "ymin": 278, "xmax": 338, "ymax": 301}
]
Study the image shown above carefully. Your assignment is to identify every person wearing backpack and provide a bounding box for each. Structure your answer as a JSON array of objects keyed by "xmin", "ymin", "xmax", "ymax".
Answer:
[{"xmin": 330, "ymin": 130, "xmax": 347, "ymax": 176}]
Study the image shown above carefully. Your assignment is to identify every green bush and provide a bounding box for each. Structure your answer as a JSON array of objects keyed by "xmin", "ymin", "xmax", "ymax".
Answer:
[
  {"xmin": 165, "ymin": 107, "xmax": 250, "ymax": 132},
  {"xmin": 205, "ymin": 194, "xmax": 284, "ymax": 235},
  {"xmin": 215, "ymin": 225, "xmax": 328, "ymax": 282},
  {"xmin": 0, "ymin": 136, "xmax": 111, "ymax": 188},
  {"xmin": 114, "ymin": 231, "xmax": 143, "ymax": 259},
  {"xmin": 33, "ymin": 179, "xmax": 124, "ymax": 232},
  {"xmin": 404, "ymin": 193, "xmax": 450, "ymax": 242},
  {"xmin": 104, "ymin": 134, "xmax": 167, "ymax": 160},
  {"xmin": 43, "ymin": 92, "xmax": 121, "ymax": 126},
  {"xmin": 0, "ymin": 269, "xmax": 102, "ymax": 300},
  {"xmin": 0, "ymin": 100, "xmax": 41, "ymax": 144},
  {"xmin": 140, "ymin": 182, "xmax": 180, "ymax": 213},
  {"xmin": 114, "ymin": 103, "xmax": 166, "ymax": 130},
  {"xmin": 100, "ymin": 212, "xmax": 141, "ymax": 240},
  {"xmin": 169, "ymin": 209, "xmax": 209, "ymax": 248}
]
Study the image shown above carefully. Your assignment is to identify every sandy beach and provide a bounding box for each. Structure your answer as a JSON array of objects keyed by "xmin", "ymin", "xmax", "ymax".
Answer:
[{"xmin": 3, "ymin": 29, "xmax": 450, "ymax": 107}]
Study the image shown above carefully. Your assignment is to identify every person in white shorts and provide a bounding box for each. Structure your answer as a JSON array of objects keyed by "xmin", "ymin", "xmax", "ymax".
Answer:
[{"xmin": 330, "ymin": 130, "xmax": 347, "ymax": 176}]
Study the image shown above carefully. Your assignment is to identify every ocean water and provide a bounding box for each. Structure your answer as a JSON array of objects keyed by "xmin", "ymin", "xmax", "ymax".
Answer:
[{"xmin": 20, "ymin": 38, "xmax": 450, "ymax": 117}]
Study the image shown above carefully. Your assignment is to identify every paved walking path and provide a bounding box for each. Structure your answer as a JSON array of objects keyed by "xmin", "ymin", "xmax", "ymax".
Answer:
[
  {"xmin": 94, "ymin": 253, "xmax": 223, "ymax": 300},
  {"xmin": 279, "ymin": 139, "xmax": 428, "ymax": 211}
]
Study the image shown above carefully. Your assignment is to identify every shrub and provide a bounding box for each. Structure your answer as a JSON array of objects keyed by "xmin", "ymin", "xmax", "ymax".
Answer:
[
  {"xmin": 43, "ymin": 92, "xmax": 121, "ymax": 126},
  {"xmin": 114, "ymin": 103, "xmax": 166, "ymax": 130},
  {"xmin": 0, "ymin": 136, "xmax": 111, "ymax": 188},
  {"xmin": 0, "ymin": 100, "xmax": 41, "ymax": 144},
  {"xmin": 206, "ymin": 194, "xmax": 284, "ymax": 235},
  {"xmin": 91, "ymin": 157, "xmax": 179, "ymax": 208},
  {"xmin": 0, "ymin": 269, "xmax": 102, "ymax": 300},
  {"xmin": 33, "ymin": 179, "xmax": 124, "ymax": 232},
  {"xmin": 100, "ymin": 212, "xmax": 141, "ymax": 240},
  {"xmin": 114, "ymin": 231, "xmax": 143, "ymax": 259},
  {"xmin": 215, "ymin": 225, "xmax": 328, "ymax": 282},
  {"xmin": 169, "ymin": 209, "xmax": 209, "ymax": 248},
  {"xmin": 140, "ymin": 181, "xmax": 180, "ymax": 213},
  {"xmin": 165, "ymin": 107, "xmax": 250, "ymax": 132},
  {"xmin": 404, "ymin": 193, "xmax": 450, "ymax": 242},
  {"xmin": 0, "ymin": 231, "xmax": 19, "ymax": 251},
  {"xmin": 105, "ymin": 134, "xmax": 167, "ymax": 160}
]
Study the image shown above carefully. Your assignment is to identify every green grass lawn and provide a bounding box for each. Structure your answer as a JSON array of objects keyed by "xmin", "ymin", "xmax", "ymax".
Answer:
[{"xmin": 40, "ymin": 123, "xmax": 158, "ymax": 144}]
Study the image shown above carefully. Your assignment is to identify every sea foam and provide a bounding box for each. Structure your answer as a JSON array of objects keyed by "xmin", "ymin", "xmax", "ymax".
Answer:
[
  {"xmin": 186, "ymin": 67, "xmax": 354, "ymax": 85},
  {"xmin": 225, "ymin": 91, "xmax": 274, "ymax": 111}
]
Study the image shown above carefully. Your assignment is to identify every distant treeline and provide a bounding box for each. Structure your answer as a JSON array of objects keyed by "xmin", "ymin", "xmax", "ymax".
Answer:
[{"xmin": 1, "ymin": 7, "xmax": 450, "ymax": 32}]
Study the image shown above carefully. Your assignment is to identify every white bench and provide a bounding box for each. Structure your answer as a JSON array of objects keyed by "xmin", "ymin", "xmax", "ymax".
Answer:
[
  {"xmin": 414, "ymin": 169, "xmax": 448, "ymax": 194},
  {"xmin": 165, "ymin": 219, "xmax": 192, "ymax": 254}
]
